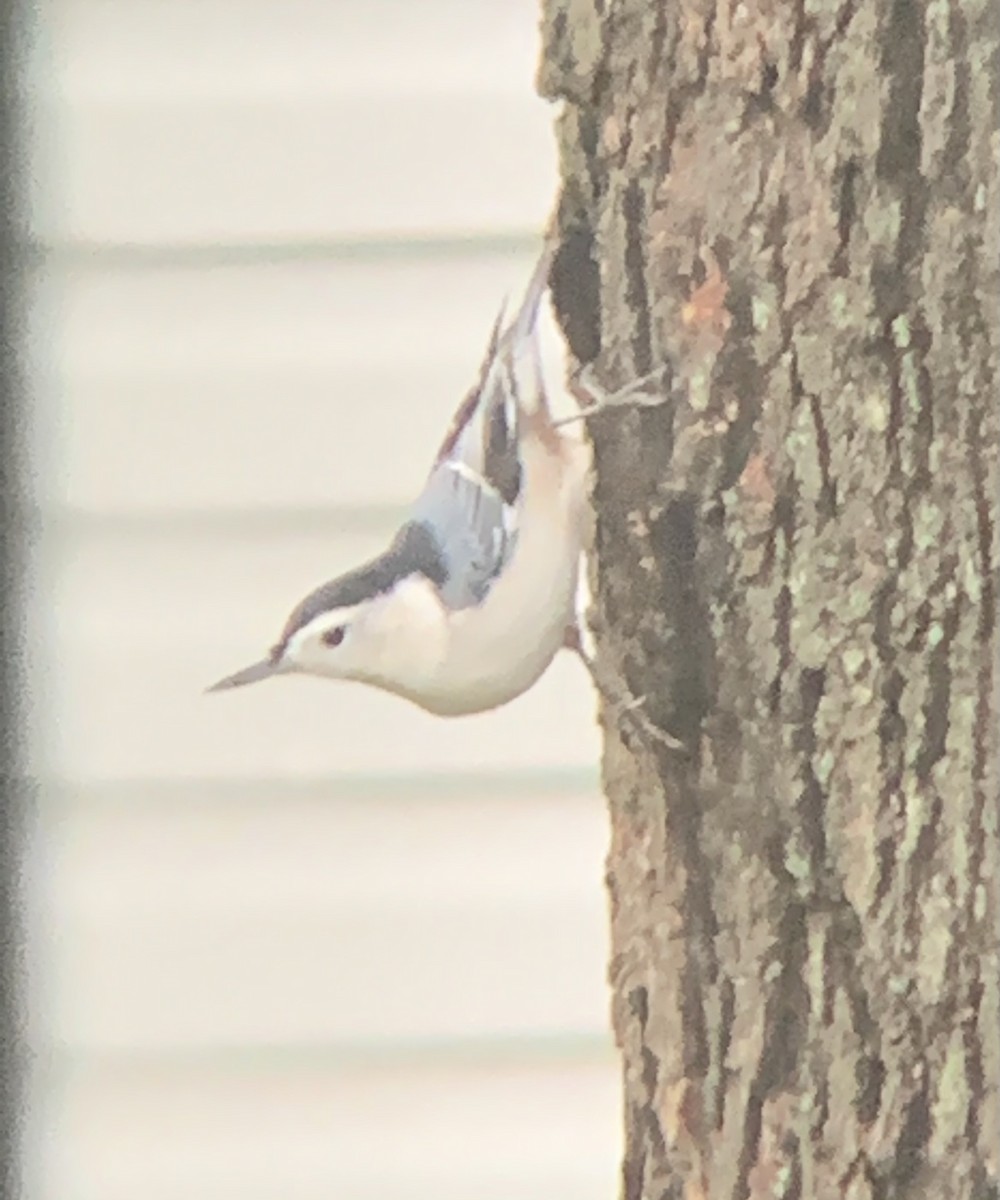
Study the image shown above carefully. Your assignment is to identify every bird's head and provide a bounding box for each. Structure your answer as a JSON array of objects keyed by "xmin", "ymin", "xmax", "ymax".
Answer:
[{"xmin": 207, "ymin": 523, "xmax": 448, "ymax": 700}]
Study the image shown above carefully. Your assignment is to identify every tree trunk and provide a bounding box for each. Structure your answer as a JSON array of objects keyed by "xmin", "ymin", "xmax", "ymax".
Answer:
[{"xmin": 539, "ymin": 2, "xmax": 998, "ymax": 1196}]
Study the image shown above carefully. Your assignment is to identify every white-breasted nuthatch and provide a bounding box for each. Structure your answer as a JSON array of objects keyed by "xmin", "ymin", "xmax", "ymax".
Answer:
[{"xmin": 207, "ymin": 242, "xmax": 590, "ymax": 716}]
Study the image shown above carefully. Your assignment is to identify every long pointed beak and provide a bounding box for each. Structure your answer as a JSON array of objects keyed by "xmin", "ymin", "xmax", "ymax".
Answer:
[{"xmin": 205, "ymin": 657, "xmax": 282, "ymax": 693}]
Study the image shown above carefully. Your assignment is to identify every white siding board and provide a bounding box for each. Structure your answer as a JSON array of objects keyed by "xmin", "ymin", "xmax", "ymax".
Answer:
[
  {"xmin": 51, "ymin": 0, "xmax": 543, "ymax": 98},
  {"xmin": 34, "ymin": 787, "xmax": 610, "ymax": 1050},
  {"xmin": 53, "ymin": 367, "xmax": 465, "ymax": 515},
  {"xmin": 35, "ymin": 1, "xmax": 557, "ymax": 244},
  {"xmin": 46, "ymin": 254, "xmax": 526, "ymax": 376},
  {"xmin": 29, "ymin": 1057, "xmax": 621, "ymax": 1200}
]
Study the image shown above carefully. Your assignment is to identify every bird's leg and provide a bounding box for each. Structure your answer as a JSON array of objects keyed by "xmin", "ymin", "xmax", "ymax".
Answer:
[
  {"xmin": 553, "ymin": 363, "xmax": 671, "ymax": 429},
  {"xmin": 562, "ymin": 623, "xmax": 634, "ymax": 713},
  {"xmin": 563, "ymin": 624, "xmax": 685, "ymax": 753}
]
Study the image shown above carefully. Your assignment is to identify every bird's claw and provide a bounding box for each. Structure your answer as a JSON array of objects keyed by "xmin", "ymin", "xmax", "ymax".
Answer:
[
  {"xmin": 569, "ymin": 639, "xmax": 686, "ymax": 754},
  {"xmin": 554, "ymin": 363, "xmax": 670, "ymax": 428}
]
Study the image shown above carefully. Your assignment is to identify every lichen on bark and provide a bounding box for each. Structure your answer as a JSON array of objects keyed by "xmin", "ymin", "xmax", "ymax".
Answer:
[{"xmin": 539, "ymin": 0, "xmax": 999, "ymax": 1196}]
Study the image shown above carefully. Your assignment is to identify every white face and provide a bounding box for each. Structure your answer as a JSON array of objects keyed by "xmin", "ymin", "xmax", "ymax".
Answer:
[
  {"xmin": 281, "ymin": 577, "xmax": 449, "ymax": 700},
  {"xmin": 207, "ymin": 575, "xmax": 449, "ymax": 700},
  {"xmin": 282, "ymin": 602, "xmax": 372, "ymax": 681}
]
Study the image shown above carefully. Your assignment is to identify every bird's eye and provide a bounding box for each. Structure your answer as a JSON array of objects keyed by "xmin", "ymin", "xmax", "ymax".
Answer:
[{"xmin": 322, "ymin": 626, "xmax": 346, "ymax": 648}]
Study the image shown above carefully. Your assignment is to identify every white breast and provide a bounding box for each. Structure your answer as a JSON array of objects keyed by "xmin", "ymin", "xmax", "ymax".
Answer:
[{"xmin": 416, "ymin": 432, "xmax": 589, "ymax": 716}]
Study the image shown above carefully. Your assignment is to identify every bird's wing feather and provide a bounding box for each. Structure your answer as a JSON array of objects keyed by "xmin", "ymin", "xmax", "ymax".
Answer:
[
  {"xmin": 410, "ymin": 239, "xmax": 555, "ymax": 610},
  {"xmin": 431, "ymin": 240, "xmax": 555, "ymax": 480},
  {"xmin": 408, "ymin": 460, "xmax": 517, "ymax": 610}
]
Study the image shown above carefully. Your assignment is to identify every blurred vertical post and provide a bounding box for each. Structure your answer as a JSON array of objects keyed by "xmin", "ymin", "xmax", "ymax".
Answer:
[
  {"xmin": 540, "ymin": 0, "xmax": 999, "ymax": 1195},
  {"xmin": 1, "ymin": 1, "xmax": 29, "ymax": 1194}
]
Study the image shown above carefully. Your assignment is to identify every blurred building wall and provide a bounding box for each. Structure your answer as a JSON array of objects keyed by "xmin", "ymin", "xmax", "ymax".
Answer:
[{"xmin": 22, "ymin": 3, "xmax": 620, "ymax": 1197}]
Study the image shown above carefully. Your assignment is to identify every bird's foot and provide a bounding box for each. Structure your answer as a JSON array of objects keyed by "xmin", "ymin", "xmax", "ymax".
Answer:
[
  {"xmin": 553, "ymin": 363, "xmax": 670, "ymax": 429},
  {"xmin": 565, "ymin": 627, "xmax": 685, "ymax": 754}
]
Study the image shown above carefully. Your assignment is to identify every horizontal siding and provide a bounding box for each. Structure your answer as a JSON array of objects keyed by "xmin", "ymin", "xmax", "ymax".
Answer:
[
  {"xmin": 32, "ymin": 780, "xmax": 609, "ymax": 1051},
  {"xmin": 25, "ymin": 2, "xmax": 618, "ymax": 1196},
  {"xmin": 27, "ymin": 1058, "xmax": 621, "ymax": 1200},
  {"xmin": 30, "ymin": 0, "xmax": 556, "ymax": 245},
  {"xmin": 34, "ymin": 249, "xmax": 575, "ymax": 515}
]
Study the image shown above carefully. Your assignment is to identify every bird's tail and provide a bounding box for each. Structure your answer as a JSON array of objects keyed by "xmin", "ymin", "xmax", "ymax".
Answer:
[
  {"xmin": 500, "ymin": 237, "xmax": 554, "ymax": 390},
  {"xmin": 434, "ymin": 238, "xmax": 557, "ymax": 487}
]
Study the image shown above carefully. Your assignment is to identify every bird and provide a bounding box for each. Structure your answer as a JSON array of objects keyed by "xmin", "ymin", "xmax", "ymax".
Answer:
[{"xmin": 206, "ymin": 241, "xmax": 591, "ymax": 716}]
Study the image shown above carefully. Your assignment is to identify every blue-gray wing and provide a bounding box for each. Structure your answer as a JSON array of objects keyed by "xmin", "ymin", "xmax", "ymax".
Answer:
[{"xmin": 408, "ymin": 461, "xmax": 518, "ymax": 610}]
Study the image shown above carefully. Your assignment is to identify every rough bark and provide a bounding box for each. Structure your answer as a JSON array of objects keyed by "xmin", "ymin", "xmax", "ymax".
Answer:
[{"xmin": 539, "ymin": 2, "xmax": 999, "ymax": 1196}]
